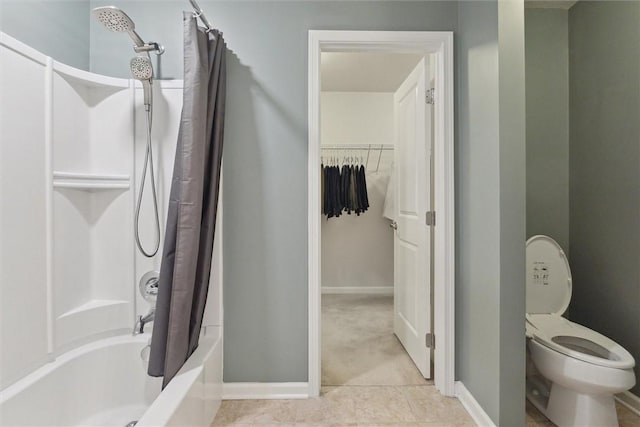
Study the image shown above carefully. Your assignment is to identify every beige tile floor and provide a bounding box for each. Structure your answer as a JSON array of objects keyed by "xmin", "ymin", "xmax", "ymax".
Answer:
[
  {"xmin": 212, "ymin": 295, "xmax": 474, "ymax": 426},
  {"xmin": 212, "ymin": 385, "xmax": 475, "ymax": 426},
  {"xmin": 212, "ymin": 295, "xmax": 640, "ymax": 426}
]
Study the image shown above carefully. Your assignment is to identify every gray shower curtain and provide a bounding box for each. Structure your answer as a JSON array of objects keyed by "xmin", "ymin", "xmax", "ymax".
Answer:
[{"xmin": 148, "ymin": 12, "xmax": 226, "ymax": 387}]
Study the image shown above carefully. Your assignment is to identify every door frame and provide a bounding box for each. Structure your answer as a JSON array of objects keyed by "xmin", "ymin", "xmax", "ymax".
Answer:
[{"xmin": 307, "ymin": 30, "xmax": 455, "ymax": 397}]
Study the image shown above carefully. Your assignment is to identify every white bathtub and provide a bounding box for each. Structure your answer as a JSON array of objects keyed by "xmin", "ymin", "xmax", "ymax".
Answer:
[{"xmin": 0, "ymin": 332, "xmax": 222, "ymax": 427}]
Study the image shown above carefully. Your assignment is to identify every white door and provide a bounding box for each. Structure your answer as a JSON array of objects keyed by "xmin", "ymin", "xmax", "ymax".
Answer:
[{"xmin": 393, "ymin": 56, "xmax": 432, "ymax": 378}]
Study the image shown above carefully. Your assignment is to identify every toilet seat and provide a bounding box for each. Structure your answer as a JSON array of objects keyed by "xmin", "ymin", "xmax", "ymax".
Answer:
[
  {"xmin": 525, "ymin": 235, "xmax": 635, "ymax": 371},
  {"xmin": 527, "ymin": 314, "xmax": 635, "ymax": 370}
]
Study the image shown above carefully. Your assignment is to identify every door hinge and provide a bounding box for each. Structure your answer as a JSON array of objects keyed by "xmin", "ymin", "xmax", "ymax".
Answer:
[
  {"xmin": 425, "ymin": 332, "xmax": 435, "ymax": 349},
  {"xmin": 425, "ymin": 211, "xmax": 436, "ymax": 226},
  {"xmin": 426, "ymin": 88, "xmax": 435, "ymax": 105}
]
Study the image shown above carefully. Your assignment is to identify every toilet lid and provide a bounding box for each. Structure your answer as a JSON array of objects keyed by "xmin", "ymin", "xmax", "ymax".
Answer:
[{"xmin": 526, "ymin": 235, "xmax": 572, "ymax": 315}]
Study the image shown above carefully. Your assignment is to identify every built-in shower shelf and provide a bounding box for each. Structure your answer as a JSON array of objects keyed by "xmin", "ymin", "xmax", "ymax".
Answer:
[{"xmin": 53, "ymin": 172, "xmax": 130, "ymax": 191}]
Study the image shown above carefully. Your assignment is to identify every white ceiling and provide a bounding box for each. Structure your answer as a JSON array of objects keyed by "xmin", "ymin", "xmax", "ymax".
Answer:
[{"xmin": 321, "ymin": 52, "xmax": 424, "ymax": 93}]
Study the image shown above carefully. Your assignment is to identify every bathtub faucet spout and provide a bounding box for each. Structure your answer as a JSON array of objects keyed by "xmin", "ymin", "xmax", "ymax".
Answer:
[{"xmin": 136, "ymin": 308, "xmax": 155, "ymax": 334}]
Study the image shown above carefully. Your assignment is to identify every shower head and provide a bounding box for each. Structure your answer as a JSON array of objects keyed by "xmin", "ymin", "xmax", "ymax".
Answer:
[
  {"xmin": 131, "ymin": 56, "xmax": 153, "ymax": 80},
  {"xmin": 93, "ymin": 6, "xmax": 146, "ymax": 48},
  {"xmin": 131, "ymin": 56, "xmax": 153, "ymax": 110}
]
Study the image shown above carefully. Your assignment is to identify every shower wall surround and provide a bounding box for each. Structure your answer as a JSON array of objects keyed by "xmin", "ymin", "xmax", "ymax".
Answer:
[
  {"xmin": 0, "ymin": 35, "xmax": 134, "ymax": 389},
  {"xmin": 1, "ymin": 34, "xmax": 50, "ymax": 389},
  {"xmin": 0, "ymin": 34, "xmax": 222, "ymax": 390}
]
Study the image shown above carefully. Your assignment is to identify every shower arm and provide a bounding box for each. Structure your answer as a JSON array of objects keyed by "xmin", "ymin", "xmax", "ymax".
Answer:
[
  {"xmin": 122, "ymin": 27, "xmax": 163, "ymax": 55},
  {"xmin": 128, "ymin": 29, "xmax": 165, "ymax": 55},
  {"xmin": 134, "ymin": 42, "xmax": 165, "ymax": 55}
]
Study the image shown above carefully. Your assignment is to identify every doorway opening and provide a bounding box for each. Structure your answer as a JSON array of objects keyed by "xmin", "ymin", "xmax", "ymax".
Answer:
[
  {"xmin": 320, "ymin": 51, "xmax": 432, "ymax": 389},
  {"xmin": 308, "ymin": 31, "xmax": 455, "ymax": 398}
]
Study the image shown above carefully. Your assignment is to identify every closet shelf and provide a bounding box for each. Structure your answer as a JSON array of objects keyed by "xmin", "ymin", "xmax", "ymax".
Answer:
[{"xmin": 53, "ymin": 171, "xmax": 130, "ymax": 191}]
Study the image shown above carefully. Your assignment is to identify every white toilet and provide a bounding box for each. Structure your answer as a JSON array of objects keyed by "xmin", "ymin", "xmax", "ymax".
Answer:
[{"xmin": 525, "ymin": 235, "xmax": 636, "ymax": 427}]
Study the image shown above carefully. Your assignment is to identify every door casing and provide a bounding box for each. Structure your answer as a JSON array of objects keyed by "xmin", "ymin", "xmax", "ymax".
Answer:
[{"xmin": 307, "ymin": 30, "xmax": 455, "ymax": 397}]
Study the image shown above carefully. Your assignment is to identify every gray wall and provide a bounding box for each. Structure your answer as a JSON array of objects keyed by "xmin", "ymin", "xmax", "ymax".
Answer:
[
  {"xmin": 456, "ymin": 1, "xmax": 501, "ymax": 421},
  {"xmin": 525, "ymin": 9, "xmax": 569, "ymax": 251},
  {"xmin": 497, "ymin": 1, "xmax": 526, "ymax": 424},
  {"xmin": 568, "ymin": 1, "xmax": 640, "ymax": 396},
  {"xmin": 456, "ymin": 1, "xmax": 526, "ymax": 425},
  {"xmin": 0, "ymin": 0, "xmax": 90, "ymax": 70},
  {"xmin": 89, "ymin": 0, "xmax": 460, "ymax": 383}
]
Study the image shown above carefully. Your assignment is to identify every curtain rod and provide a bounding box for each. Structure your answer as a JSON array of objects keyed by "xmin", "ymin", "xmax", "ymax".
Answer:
[{"xmin": 189, "ymin": 0, "xmax": 214, "ymax": 32}]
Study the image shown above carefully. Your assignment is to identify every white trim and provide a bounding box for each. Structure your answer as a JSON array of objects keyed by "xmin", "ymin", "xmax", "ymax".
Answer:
[
  {"xmin": 433, "ymin": 31, "xmax": 456, "ymax": 397},
  {"xmin": 308, "ymin": 30, "xmax": 456, "ymax": 399},
  {"xmin": 455, "ymin": 381, "xmax": 497, "ymax": 427},
  {"xmin": 616, "ymin": 391, "xmax": 640, "ymax": 416},
  {"xmin": 222, "ymin": 382, "xmax": 309, "ymax": 400},
  {"xmin": 321, "ymin": 286, "xmax": 393, "ymax": 295},
  {"xmin": 308, "ymin": 30, "xmax": 322, "ymax": 399}
]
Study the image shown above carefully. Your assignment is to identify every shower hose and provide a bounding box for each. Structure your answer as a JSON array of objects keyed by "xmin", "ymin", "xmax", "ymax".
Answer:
[{"xmin": 134, "ymin": 106, "xmax": 161, "ymax": 258}]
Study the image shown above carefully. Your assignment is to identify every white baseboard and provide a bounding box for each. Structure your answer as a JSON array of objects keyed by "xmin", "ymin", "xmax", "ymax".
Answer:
[
  {"xmin": 321, "ymin": 286, "xmax": 393, "ymax": 295},
  {"xmin": 222, "ymin": 382, "xmax": 309, "ymax": 400},
  {"xmin": 455, "ymin": 381, "xmax": 496, "ymax": 427},
  {"xmin": 616, "ymin": 391, "xmax": 640, "ymax": 416}
]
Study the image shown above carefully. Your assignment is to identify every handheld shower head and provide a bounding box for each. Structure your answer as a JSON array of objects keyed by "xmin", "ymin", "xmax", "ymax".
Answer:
[
  {"xmin": 93, "ymin": 6, "xmax": 145, "ymax": 47},
  {"xmin": 131, "ymin": 56, "xmax": 153, "ymax": 80},
  {"xmin": 131, "ymin": 56, "xmax": 153, "ymax": 110}
]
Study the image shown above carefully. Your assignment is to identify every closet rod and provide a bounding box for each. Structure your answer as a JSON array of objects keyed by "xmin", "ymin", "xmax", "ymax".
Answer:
[{"xmin": 321, "ymin": 146, "xmax": 394, "ymax": 151}]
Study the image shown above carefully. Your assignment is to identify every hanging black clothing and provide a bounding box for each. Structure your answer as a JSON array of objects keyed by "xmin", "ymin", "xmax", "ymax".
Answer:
[
  {"xmin": 341, "ymin": 165, "xmax": 348, "ymax": 214},
  {"xmin": 358, "ymin": 166, "xmax": 369, "ymax": 213},
  {"xmin": 321, "ymin": 161, "xmax": 369, "ymax": 219},
  {"xmin": 325, "ymin": 165, "xmax": 342, "ymax": 218},
  {"xmin": 351, "ymin": 165, "xmax": 360, "ymax": 214}
]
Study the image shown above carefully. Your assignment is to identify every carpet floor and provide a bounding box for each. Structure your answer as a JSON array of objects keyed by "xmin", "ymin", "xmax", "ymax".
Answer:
[{"xmin": 322, "ymin": 294, "xmax": 429, "ymax": 387}]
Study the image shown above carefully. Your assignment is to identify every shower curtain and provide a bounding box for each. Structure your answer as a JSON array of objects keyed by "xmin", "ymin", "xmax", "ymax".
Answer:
[{"xmin": 148, "ymin": 12, "xmax": 226, "ymax": 387}]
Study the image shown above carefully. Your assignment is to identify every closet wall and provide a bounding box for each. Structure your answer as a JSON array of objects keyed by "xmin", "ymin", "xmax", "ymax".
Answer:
[{"xmin": 320, "ymin": 92, "xmax": 394, "ymax": 292}]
